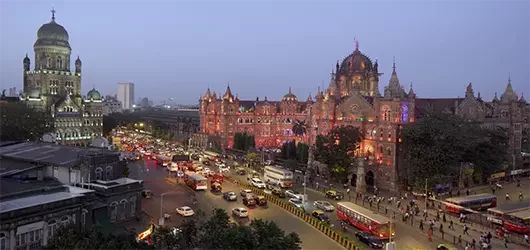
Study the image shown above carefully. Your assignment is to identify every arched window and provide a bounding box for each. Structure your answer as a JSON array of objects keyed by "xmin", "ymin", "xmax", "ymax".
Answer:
[
  {"xmin": 60, "ymin": 216, "xmax": 70, "ymax": 227},
  {"xmin": 105, "ymin": 166, "xmax": 113, "ymax": 180},
  {"xmin": 386, "ymin": 147, "xmax": 392, "ymax": 156},
  {"xmin": 378, "ymin": 145, "xmax": 383, "ymax": 154},
  {"xmin": 95, "ymin": 168, "xmax": 103, "ymax": 180},
  {"xmin": 46, "ymin": 57, "xmax": 51, "ymax": 68},
  {"xmin": 81, "ymin": 209, "xmax": 88, "ymax": 228},
  {"xmin": 109, "ymin": 202, "xmax": 118, "ymax": 222},
  {"xmin": 119, "ymin": 200, "xmax": 127, "ymax": 220},
  {"xmin": 129, "ymin": 197, "xmax": 137, "ymax": 217},
  {"xmin": 0, "ymin": 232, "xmax": 8, "ymax": 250},
  {"xmin": 57, "ymin": 57, "xmax": 63, "ymax": 69},
  {"xmin": 47, "ymin": 220, "xmax": 57, "ymax": 238}
]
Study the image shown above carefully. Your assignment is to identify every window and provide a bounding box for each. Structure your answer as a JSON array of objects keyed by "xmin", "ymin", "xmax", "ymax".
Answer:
[
  {"xmin": 386, "ymin": 147, "xmax": 392, "ymax": 156},
  {"xmin": 0, "ymin": 232, "xmax": 7, "ymax": 250},
  {"xmin": 47, "ymin": 57, "xmax": 51, "ymax": 68},
  {"xmin": 119, "ymin": 200, "xmax": 127, "ymax": 220},
  {"xmin": 110, "ymin": 202, "xmax": 118, "ymax": 222},
  {"xmin": 105, "ymin": 166, "xmax": 113, "ymax": 180},
  {"xmin": 57, "ymin": 57, "xmax": 63, "ymax": 69},
  {"xmin": 47, "ymin": 220, "xmax": 57, "ymax": 238},
  {"xmin": 95, "ymin": 168, "xmax": 103, "ymax": 180},
  {"xmin": 379, "ymin": 145, "xmax": 383, "ymax": 154},
  {"xmin": 60, "ymin": 216, "xmax": 70, "ymax": 227},
  {"xmin": 81, "ymin": 209, "xmax": 88, "ymax": 228},
  {"xmin": 130, "ymin": 197, "xmax": 137, "ymax": 217}
]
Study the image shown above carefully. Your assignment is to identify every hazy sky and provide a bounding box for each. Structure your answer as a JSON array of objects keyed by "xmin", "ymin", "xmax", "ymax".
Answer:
[{"xmin": 1, "ymin": 0, "xmax": 528, "ymax": 104}]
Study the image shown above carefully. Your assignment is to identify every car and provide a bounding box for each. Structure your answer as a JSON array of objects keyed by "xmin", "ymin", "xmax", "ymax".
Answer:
[
  {"xmin": 311, "ymin": 209, "xmax": 330, "ymax": 222},
  {"xmin": 313, "ymin": 200, "xmax": 335, "ymax": 212},
  {"xmin": 247, "ymin": 172, "xmax": 260, "ymax": 181},
  {"xmin": 254, "ymin": 195, "xmax": 267, "ymax": 206},
  {"xmin": 355, "ymin": 231, "xmax": 384, "ymax": 249},
  {"xmin": 285, "ymin": 190, "xmax": 303, "ymax": 199},
  {"xmin": 240, "ymin": 189, "xmax": 253, "ymax": 198},
  {"xmin": 203, "ymin": 167, "xmax": 211, "ymax": 173},
  {"xmin": 272, "ymin": 187, "xmax": 286, "ymax": 198},
  {"xmin": 176, "ymin": 206, "xmax": 195, "ymax": 217},
  {"xmin": 232, "ymin": 207, "xmax": 249, "ymax": 218},
  {"xmin": 223, "ymin": 191, "xmax": 237, "ymax": 201},
  {"xmin": 437, "ymin": 244, "xmax": 457, "ymax": 250},
  {"xmin": 236, "ymin": 167, "xmax": 246, "ymax": 175},
  {"xmin": 219, "ymin": 165, "xmax": 230, "ymax": 173},
  {"xmin": 250, "ymin": 178, "xmax": 266, "ymax": 189},
  {"xmin": 243, "ymin": 196, "xmax": 257, "ymax": 207},
  {"xmin": 325, "ymin": 190, "xmax": 344, "ymax": 200},
  {"xmin": 288, "ymin": 198, "xmax": 304, "ymax": 209}
]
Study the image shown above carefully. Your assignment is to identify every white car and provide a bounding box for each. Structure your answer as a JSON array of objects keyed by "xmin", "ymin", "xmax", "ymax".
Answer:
[
  {"xmin": 232, "ymin": 207, "xmax": 249, "ymax": 218},
  {"xmin": 288, "ymin": 198, "xmax": 304, "ymax": 209},
  {"xmin": 250, "ymin": 178, "xmax": 266, "ymax": 189},
  {"xmin": 240, "ymin": 189, "xmax": 253, "ymax": 198},
  {"xmin": 203, "ymin": 167, "xmax": 211, "ymax": 173},
  {"xmin": 314, "ymin": 200, "xmax": 335, "ymax": 212},
  {"xmin": 285, "ymin": 190, "xmax": 303, "ymax": 199},
  {"xmin": 176, "ymin": 206, "xmax": 195, "ymax": 217},
  {"xmin": 219, "ymin": 165, "xmax": 230, "ymax": 173}
]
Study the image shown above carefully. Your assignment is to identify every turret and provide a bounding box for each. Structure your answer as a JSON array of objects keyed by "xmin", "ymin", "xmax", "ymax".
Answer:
[
  {"xmin": 465, "ymin": 82, "xmax": 474, "ymax": 98},
  {"xmin": 500, "ymin": 76, "xmax": 518, "ymax": 102},
  {"xmin": 407, "ymin": 82, "xmax": 416, "ymax": 99},
  {"xmin": 222, "ymin": 83, "xmax": 234, "ymax": 102},
  {"xmin": 23, "ymin": 53, "xmax": 30, "ymax": 71},
  {"xmin": 75, "ymin": 56, "xmax": 82, "ymax": 73},
  {"xmin": 519, "ymin": 93, "xmax": 526, "ymax": 104}
]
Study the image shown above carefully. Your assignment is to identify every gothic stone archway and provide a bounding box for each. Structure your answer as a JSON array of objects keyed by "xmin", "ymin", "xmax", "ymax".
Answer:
[
  {"xmin": 365, "ymin": 170, "xmax": 375, "ymax": 187},
  {"xmin": 350, "ymin": 174, "xmax": 357, "ymax": 187}
]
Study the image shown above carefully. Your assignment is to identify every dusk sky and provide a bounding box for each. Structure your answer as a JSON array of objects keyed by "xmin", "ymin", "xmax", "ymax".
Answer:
[{"xmin": 1, "ymin": 0, "xmax": 528, "ymax": 105}]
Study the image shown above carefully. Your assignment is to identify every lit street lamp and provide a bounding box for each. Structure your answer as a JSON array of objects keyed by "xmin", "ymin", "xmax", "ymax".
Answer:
[{"xmin": 159, "ymin": 191, "xmax": 179, "ymax": 226}]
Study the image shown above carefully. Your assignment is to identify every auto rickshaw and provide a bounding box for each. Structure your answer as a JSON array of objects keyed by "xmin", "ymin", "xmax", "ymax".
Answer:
[
  {"xmin": 141, "ymin": 190, "xmax": 153, "ymax": 199},
  {"xmin": 211, "ymin": 182, "xmax": 222, "ymax": 192},
  {"xmin": 325, "ymin": 190, "xmax": 343, "ymax": 200},
  {"xmin": 254, "ymin": 195, "xmax": 267, "ymax": 206}
]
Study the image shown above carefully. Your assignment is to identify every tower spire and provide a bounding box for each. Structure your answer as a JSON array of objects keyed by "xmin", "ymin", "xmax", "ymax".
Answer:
[
  {"xmin": 51, "ymin": 7, "xmax": 56, "ymax": 22},
  {"xmin": 354, "ymin": 37, "xmax": 359, "ymax": 51},
  {"xmin": 392, "ymin": 56, "xmax": 396, "ymax": 73}
]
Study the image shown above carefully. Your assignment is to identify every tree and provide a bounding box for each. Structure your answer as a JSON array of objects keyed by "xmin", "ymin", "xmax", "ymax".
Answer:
[
  {"xmin": 296, "ymin": 142, "xmax": 309, "ymax": 164},
  {"xmin": 314, "ymin": 125, "xmax": 362, "ymax": 180},
  {"xmin": 292, "ymin": 119, "xmax": 307, "ymax": 136},
  {"xmin": 152, "ymin": 208, "xmax": 301, "ymax": 250},
  {"xmin": 246, "ymin": 152, "xmax": 259, "ymax": 166},
  {"xmin": 233, "ymin": 132, "xmax": 256, "ymax": 151},
  {"xmin": 46, "ymin": 224, "xmax": 151, "ymax": 249},
  {"xmin": 123, "ymin": 166, "xmax": 130, "ymax": 177},
  {"xmin": 0, "ymin": 102, "xmax": 54, "ymax": 141},
  {"xmin": 401, "ymin": 112, "xmax": 509, "ymax": 189}
]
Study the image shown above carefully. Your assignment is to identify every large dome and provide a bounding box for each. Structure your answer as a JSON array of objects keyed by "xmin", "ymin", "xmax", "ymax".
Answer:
[
  {"xmin": 338, "ymin": 50, "xmax": 374, "ymax": 75},
  {"xmin": 87, "ymin": 88, "xmax": 102, "ymax": 100},
  {"xmin": 34, "ymin": 15, "xmax": 71, "ymax": 49}
]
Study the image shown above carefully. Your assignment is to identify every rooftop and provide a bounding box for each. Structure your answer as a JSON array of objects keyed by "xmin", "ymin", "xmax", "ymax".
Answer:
[
  {"xmin": 0, "ymin": 191, "xmax": 84, "ymax": 214},
  {"xmin": 84, "ymin": 177, "xmax": 143, "ymax": 190},
  {"xmin": 0, "ymin": 178, "xmax": 63, "ymax": 198},
  {"xmin": 0, "ymin": 141, "xmax": 119, "ymax": 167},
  {"xmin": 0, "ymin": 158, "xmax": 38, "ymax": 176}
]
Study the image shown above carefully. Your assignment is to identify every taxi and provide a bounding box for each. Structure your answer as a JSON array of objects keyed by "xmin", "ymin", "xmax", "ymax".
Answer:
[
  {"xmin": 325, "ymin": 190, "xmax": 343, "ymax": 200},
  {"xmin": 254, "ymin": 195, "xmax": 267, "ymax": 206},
  {"xmin": 436, "ymin": 244, "xmax": 457, "ymax": 250},
  {"xmin": 228, "ymin": 218, "xmax": 239, "ymax": 228},
  {"xmin": 141, "ymin": 190, "xmax": 153, "ymax": 199},
  {"xmin": 236, "ymin": 167, "xmax": 246, "ymax": 175},
  {"xmin": 211, "ymin": 182, "xmax": 222, "ymax": 192},
  {"xmin": 311, "ymin": 209, "xmax": 330, "ymax": 223}
]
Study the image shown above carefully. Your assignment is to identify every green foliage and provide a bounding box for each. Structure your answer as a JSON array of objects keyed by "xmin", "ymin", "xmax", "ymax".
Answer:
[
  {"xmin": 246, "ymin": 152, "xmax": 259, "ymax": 166},
  {"xmin": 123, "ymin": 166, "xmax": 130, "ymax": 177},
  {"xmin": 281, "ymin": 140, "xmax": 297, "ymax": 159},
  {"xmin": 46, "ymin": 224, "xmax": 152, "ymax": 249},
  {"xmin": 314, "ymin": 125, "xmax": 363, "ymax": 179},
  {"xmin": 234, "ymin": 132, "xmax": 255, "ymax": 151},
  {"xmin": 151, "ymin": 208, "xmax": 301, "ymax": 250},
  {"xmin": 401, "ymin": 112, "xmax": 509, "ymax": 189},
  {"xmin": 296, "ymin": 142, "xmax": 309, "ymax": 164},
  {"xmin": 0, "ymin": 102, "xmax": 54, "ymax": 141}
]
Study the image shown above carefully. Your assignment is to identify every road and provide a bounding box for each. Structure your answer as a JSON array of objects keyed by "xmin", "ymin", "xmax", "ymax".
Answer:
[{"xmin": 128, "ymin": 158, "xmax": 346, "ymax": 250}]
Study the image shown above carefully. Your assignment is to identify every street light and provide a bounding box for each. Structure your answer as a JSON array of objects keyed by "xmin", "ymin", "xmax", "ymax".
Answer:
[{"xmin": 160, "ymin": 191, "xmax": 179, "ymax": 226}]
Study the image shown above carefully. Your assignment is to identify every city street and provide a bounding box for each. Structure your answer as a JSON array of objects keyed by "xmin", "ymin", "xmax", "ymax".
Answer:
[{"xmin": 128, "ymin": 158, "xmax": 346, "ymax": 250}]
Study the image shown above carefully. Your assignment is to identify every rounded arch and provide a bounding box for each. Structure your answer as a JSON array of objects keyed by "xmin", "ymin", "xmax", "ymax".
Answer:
[
  {"xmin": 119, "ymin": 199, "xmax": 128, "ymax": 220},
  {"xmin": 105, "ymin": 166, "xmax": 113, "ymax": 180},
  {"xmin": 95, "ymin": 167, "xmax": 103, "ymax": 180},
  {"xmin": 386, "ymin": 147, "xmax": 392, "ymax": 156},
  {"xmin": 129, "ymin": 197, "xmax": 137, "ymax": 217},
  {"xmin": 365, "ymin": 170, "xmax": 375, "ymax": 187},
  {"xmin": 109, "ymin": 201, "xmax": 118, "ymax": 221}
]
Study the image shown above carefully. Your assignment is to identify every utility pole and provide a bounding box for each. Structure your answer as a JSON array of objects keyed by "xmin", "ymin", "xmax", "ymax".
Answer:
[{"xmin": 303, "ymin": 174, "xmax": 307, "ymax": 203}]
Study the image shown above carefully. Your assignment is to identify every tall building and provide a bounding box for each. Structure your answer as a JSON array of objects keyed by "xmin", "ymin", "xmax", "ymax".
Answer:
[
  {"xmin": 20, "ymin": 9, "xmax": 103, "ymax": 146},
  {"xmin": 117, "ymin": 82, "xmax": 134, "ymax": 110},
  {"xmin": 199, "ymin": 41, "xmax": 529, "ymax": 191}
]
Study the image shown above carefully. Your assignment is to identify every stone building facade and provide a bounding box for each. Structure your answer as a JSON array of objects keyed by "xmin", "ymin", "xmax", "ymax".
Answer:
[{"xmin": 20, "ymin": 10, "xmax": 103, "ymax": 146}]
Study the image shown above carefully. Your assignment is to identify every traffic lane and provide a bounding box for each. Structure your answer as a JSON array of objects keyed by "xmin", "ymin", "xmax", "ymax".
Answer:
[
  {"xmin": 197, "ymin": 180, "xmax": 346, "ymax": 250},
  {"xmin": 127, "ymin": 157, "xmax": 168, "ymax": 181}
]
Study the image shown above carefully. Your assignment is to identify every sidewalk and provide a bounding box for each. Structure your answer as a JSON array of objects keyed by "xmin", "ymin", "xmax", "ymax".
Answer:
[{"xmin": 295, "ymin": 179, "xmax": 530, "ymax": 249}]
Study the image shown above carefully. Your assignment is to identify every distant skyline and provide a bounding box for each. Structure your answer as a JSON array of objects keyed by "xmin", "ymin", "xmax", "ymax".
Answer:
[{"xmin": 1, "ymin": 0, "xmax": 528, "ymax": 104}]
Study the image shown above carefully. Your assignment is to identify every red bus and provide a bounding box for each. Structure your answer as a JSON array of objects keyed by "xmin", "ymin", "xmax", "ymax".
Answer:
[
  {"xmin": 487, "ymin": 203, "xmax": 529, "ymax": 226},
  {"xmin": 184, "ymin": 172, "xmax": 207, "ymax": 191},
  {"xmin": 503, "ymin": 208, "xmax": 530, "ymax": 233},
  {"xmin": 337, "ymin": 202, "xmax": 396, "ymax": 239},
  {"xmin": 445, "ymin": 193, "xmax": 497, "ymax": 213}
]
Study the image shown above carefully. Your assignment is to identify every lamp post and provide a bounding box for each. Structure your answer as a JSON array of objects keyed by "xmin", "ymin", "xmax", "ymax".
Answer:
[{"xmin": 160, "ymin": 192, "xmax": 178, "ymax": 226}]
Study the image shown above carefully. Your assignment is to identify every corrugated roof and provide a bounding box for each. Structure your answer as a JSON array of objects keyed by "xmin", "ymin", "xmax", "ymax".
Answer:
[{"xmin": 0, "ymin": 191, "xmax": 83, "ymax": 214}]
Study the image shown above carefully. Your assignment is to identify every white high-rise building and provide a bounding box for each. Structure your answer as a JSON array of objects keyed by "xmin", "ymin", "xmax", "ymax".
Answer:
[{"xmin": 117, "ymin": 82, "xmax": 134, "ymax": 110}]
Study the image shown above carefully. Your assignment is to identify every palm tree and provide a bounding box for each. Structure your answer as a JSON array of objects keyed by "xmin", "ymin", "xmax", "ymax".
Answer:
[{"xmin": 292, "ymin": 119, "xmax": 307, "ymax": 136}]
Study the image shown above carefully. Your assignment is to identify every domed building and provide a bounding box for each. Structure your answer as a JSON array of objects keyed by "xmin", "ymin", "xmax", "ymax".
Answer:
[{"xmin": 21, "ymin": 9, "xmax": 103, "ymax": 146}]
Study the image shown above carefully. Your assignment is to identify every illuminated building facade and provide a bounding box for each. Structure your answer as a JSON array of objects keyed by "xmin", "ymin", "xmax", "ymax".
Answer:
[{"xmin": 20, "ymin": 10, "xmax": 103, "ymax": 145}]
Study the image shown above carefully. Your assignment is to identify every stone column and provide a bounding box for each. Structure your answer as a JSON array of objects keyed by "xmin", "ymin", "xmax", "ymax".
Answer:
[
  {"xmin": 9, "ymin": 229, "xmax": 15, "ymax": 250},
  {"xmin": 355, "ymin": 157, "xmax": 366, "ymax": 193}
]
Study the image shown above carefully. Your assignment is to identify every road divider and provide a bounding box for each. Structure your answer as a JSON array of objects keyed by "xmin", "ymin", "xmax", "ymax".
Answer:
[{"xmin": 226, "ymin": 176, "xmax": 365, "ymax": 250}]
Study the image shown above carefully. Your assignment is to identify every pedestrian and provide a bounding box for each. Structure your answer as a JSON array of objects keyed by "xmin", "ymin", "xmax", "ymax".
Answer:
[
  {"xmin": 458, "ymin": 235, "xmax": 462, "ymax": 245},
  {"xmin": 427, "ymin": 229, "xmax": 432, "ymax": 241},
  {"xmin": 471, "ymin": 239, "xmax": 476, "ymax": 250},
  {"xmin": 449, "ymin": 220, "xmax": 455, "ymax": 230},
  {"xmin": 410, "ymin": 215, "xmax": 414, "ymax": 226},
  {"xmin": 464, "ymin": 225, "xmax": 470, "ymax": 235},
  {"xmin": 443, "ymin": 213, "xmax": 447, "ymax": 223},
  {"xmin": 464, "ymin": 243, "xmax": 469, "ymax": 250},
  {"xmin": 503, "ymin": 236, "xmax": 508, "ymax": 248},
  {"xmin": 466, "ymin": 189, "xmax": 470, "ymax": 196},
  {"xmin": 440, "ymin": 227, "xmax": 445, "ymax": 239},
  {"xmin": 419, "ymin": 219, "xmax": 424, "ymax": 230},
  {"xmin": 385, "ymin": 205, "xmax": 388, "ymax": 214},
  {"xmin": 506, "ymin": 193, "xmax": 510, "ymax": 201},
  {"xmin": 524, "ymin": 234, "xmax": 528, "ymax": 244},
  {"xmin": 491, "ymin": 186, "xmax": 496, "ymax": 194},
  {"xmin": 457, "ymin": 190, "xmax": 461, "ymax": 196}
]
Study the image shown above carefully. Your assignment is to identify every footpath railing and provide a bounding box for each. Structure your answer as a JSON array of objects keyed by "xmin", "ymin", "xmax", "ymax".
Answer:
[{"xmin": 225, "ymin": 176, "xmax": 365, "ymax": 250}]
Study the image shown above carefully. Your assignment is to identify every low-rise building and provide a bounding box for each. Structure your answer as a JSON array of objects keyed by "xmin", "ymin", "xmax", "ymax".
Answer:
[{"xmin": 103, "ymin": 97, "xmax": 123, "ymax": 115}]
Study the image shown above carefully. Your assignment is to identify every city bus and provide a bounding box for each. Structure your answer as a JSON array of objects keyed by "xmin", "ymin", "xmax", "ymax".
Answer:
[
  {"xmin": 487, "ymin": 203, "xmax": 529, "ymax": 226},
  {"xmin": 337, "ymin": 202, "xmax": 396, "ymax": 239},
  {"xmin": 444, "ymin": 193, "xmax": 497, "ymax": 213},
  {"xmin": 156, "ymin": 155, "xmax": 172, "ymax": 167},
  {"xmin": 184, "ymin": 172, "xmax": 207, "ymax": 191},
  {"xmin": 503, "ymin": 208, "xmax": 530, "ymax": 233},
  {"xmin": 264, "ymin": 165, "xmax": 294, "ymax": 188},
  {"xmin": 171, "ymin": 154, "xmax": 191, "ymax": 170}
]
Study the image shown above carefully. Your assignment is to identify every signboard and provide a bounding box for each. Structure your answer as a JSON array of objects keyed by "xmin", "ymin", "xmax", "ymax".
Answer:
[
  {"xmin": 489, "ymin": 172, "xmax": 506, "ymax": 180},
  {"xmin": 137, "ymin": 224, "xmax": 154, "ymax": 241}
]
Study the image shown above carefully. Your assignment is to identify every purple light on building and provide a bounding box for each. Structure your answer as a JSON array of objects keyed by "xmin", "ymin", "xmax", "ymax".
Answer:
[{"xmin": 401, "ymin": 102, "xmax": 408, "ymax": 122}]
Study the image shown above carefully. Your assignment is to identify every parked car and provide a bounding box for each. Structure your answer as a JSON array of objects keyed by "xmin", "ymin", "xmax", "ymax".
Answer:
[
  {"xmin": 176, "ymin": 206, "xmax": 195, "ymax": 217},
  {"xmin": 232, "ymin": 207, "xmax": 249, "ymax": 218},
  {"xmin": 286, "ymin": 190, "xmax": 303, "ymax": 200},
  {"xmin": 223, "ymin": 191, "xmax": 237, "ymax": 201},
  {"xmin": 313, "ymin": 200, "xmax": 335, "ymax": 212},
  {"xmin": 354, "ymin": 231, "xmax": 384, "ymax": 249}
]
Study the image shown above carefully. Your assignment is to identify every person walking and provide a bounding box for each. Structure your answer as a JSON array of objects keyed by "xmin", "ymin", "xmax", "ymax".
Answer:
[
  {"xmin": 464, "ymin": 225, "xmax": 470, "ymax": 235},
  {"xmin": 449, "ymin": 220, "xmax": 455, "ymax": 230},
  {"xmin": 419, "ymin": 219, "xmax": 424, "ymax": 230},
  {"xmin": 503, "ymin": 236, "xmax": 508, "ymax": 248},
  {"xmin": 519, "ymin": 191, "xmax": 524, "ymax": 201},
  {"xmin": 427, "ymin": 229, "xmax": 432, "ymax": 242},
  {"xmin": 506, "ymin": 193, "xmax": 510, "ymax": 201}
]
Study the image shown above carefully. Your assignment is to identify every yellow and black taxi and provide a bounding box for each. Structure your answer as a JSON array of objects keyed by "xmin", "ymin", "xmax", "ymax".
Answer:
[
  {"xmin": 243, "ymin": 195, "xmax": 257, "ymax": 207},
  {"xmin": 228, "ymin": 218, "xmax": 239, "ymax": 228},
  {"xmin": 325, "ymin": 190, "xmax": 343, "ymax": 200},
  {"xmin": 210, "ymin": 182, "xmax": 222, "ymax": 192},
  {"xmin": 271, "ymin": 187, "xmax": 286, "ymax": 198},
  {"xmin": 141, "ymin": 190, "xmax": 153, "ymax": 199},
  {"xmin": 311, "ymin": 209, "xmax": 330, "ymax": 223},
  {"xmin": 254, "ymin": 195, "xmax": 267, "ymax": 206},
  {"xmin": 236, "ymin": 167, "xmax": 246, "ymax": 175},
  {"xmin": 436, "ymin": 244, "xmax": 457, "ymax": 250}
]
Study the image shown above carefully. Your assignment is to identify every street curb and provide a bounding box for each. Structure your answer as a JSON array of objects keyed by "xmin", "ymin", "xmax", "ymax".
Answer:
[{"xmin": 225, "ymin": 176, "xmax": 364, "ymax": 250}]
